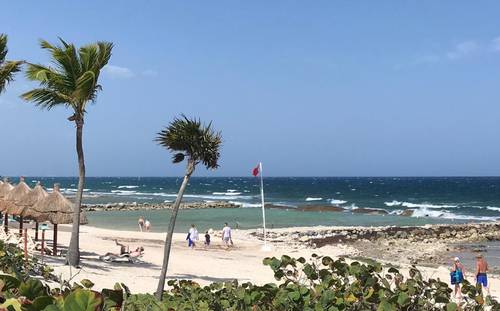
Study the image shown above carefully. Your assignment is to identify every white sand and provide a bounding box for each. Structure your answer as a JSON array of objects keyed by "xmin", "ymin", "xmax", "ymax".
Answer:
[{"xmin": 33, "ymin": 225, "xmax": 498, "ymax": 299}]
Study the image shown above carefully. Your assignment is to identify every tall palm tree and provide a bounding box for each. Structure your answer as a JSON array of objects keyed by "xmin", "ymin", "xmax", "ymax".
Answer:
[
  {"xmin": 155, "ymin": 115, "xmax": 222, "ymax": 300},
  {"xmin": 21, "ymin": 38, "xmax": 113, "ymax": 266},
  {"xmin": 0, "ymin": 34, "xmax": 23, "ymax": 94}
]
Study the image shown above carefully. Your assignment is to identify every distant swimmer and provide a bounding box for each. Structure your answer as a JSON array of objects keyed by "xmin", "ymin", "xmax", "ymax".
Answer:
[
  {"xmin": 144, "ymin": 219, "xmax": 151, "ymax": 232},
  {"xmin": 476, "ymin": 254, "xmax": 490, "ymax": 296}
]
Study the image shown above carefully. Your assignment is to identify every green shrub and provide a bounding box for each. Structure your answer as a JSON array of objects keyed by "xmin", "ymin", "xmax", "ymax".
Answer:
[{"xmin": 0, "ymin": 244, "xmax": 497, "ymax": 311}]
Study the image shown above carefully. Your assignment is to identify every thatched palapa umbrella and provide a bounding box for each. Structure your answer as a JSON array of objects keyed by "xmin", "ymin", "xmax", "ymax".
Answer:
[
  {"xmin": 2, "ymin": 177, "xmax": 32, "ymax": 235},
  {"xmin": 0, "ymin": 178, "xmax": 14, "ymax": 233},
  {"xmin": 16, "ymin": 181, "xmax": 48, "ymax": 241},
  {"xmin": 31, "ymin": 183, "xmax": 88, "ymax": 255}
]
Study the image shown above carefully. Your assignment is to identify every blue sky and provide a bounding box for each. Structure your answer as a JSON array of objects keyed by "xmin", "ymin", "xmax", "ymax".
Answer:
[{"xmin": 1, "ymin": 1, "xmax": 500, "ymax": 177}]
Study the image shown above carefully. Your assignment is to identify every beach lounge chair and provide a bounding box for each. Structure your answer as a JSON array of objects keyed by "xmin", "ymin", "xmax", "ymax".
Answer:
[
  {"xmin": 17, "ymin": 235, "xmax": 40, "ymax": 251},
  {"xmin": 99, "ymin": 253, "xmax": 143, "ymax": 263}
]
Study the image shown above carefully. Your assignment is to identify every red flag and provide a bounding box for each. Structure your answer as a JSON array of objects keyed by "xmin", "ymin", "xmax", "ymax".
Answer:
[{"xmin": 252, "ymin": 164, "xmax": 260, "ymax": 177}]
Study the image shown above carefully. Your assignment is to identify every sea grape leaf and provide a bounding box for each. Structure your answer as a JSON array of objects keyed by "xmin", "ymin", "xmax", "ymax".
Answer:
[{"xmin": 62, "ymin": 289, "xmax": 102, "ymax": 310}]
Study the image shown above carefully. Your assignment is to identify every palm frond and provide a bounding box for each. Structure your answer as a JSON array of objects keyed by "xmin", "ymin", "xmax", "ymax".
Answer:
[
  {"xmin": 0, "ymin": 60, "xmax": 22, "ymax": 94},
  {"xmin": 156, "ymin": 115, "xmax": 222, "ymax": 170},
  {"xmin": 0, "ymin": 34, "xmax": 23, "ymax": 94},
  {"xmin": 23, "ymin": 38, "xmax": 113, "ymax": 117},
  {"xmin": 21, "ymin": 88, "xmax": 70, "ymax": 110},
  {"xmin": 0, "ymin": 34, "xmax": 8, "ymax": 64}
]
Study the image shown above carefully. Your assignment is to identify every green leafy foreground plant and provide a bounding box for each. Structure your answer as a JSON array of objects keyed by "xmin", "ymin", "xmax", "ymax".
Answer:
[{"xmin": 0, "ymin": 252, "xmax": 498, "ymax": 310}]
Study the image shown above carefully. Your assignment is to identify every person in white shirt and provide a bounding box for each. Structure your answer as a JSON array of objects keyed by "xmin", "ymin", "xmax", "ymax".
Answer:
[
  {"xmin": 188, "ymin": 224, "xmax": 199, "ymax": 248},
  {"xmin": 144, "ymin": 219, "xmax": 151, "ymax": 232},
  {"xmin": 222, "ymin": 223, "xmax": 232, "ymax": 248}
]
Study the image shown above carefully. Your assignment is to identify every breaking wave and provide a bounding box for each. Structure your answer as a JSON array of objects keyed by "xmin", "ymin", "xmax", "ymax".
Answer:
[
  {"xmin": 306, "ymin": 197, "xmax": 323, "ymax": 201},
  {"xmin": 384, "ymin": 201, "xmax": 457, "ymax": 209},
  {"xmin": 330, "ymin": 199, "xmax": 347, "ymax": 205}
]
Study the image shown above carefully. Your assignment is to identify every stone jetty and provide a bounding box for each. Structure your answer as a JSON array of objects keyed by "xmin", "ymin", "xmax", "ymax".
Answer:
[{"xmin": 82, "ymin": 201, "xmax": 240, "ymax": 211}]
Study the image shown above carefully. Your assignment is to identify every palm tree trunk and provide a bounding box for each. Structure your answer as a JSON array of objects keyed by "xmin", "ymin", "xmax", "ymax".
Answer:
[
  {"xmin": 67, "ymin": 119, "xmax": 85, "ymax": 266},
  {"xmin": 18, "ymin": 216, "xmax": 23, "ymax": 236},
  {"xmin": 4, "ymin": 214, "xmax": 8, "ymax": 233},
  {"xmin": 155, "ymin": 160, "xmax": 195, "ymax": 300}
]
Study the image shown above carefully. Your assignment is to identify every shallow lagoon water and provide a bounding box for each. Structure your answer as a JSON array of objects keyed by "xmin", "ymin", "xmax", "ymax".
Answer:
[{"xmin": 86, "ymin": 207, "xmax": 472, "ymax": 233}]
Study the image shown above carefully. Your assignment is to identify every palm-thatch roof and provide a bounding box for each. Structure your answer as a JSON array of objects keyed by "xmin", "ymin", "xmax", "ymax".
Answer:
[
  {"xmin": 0, "ymin": 177, "xmax": 13, "ymax": 199},
  {"xmin": 16, "ymin": 181, "xmax": 48, "ymax": 218},
  {"xmin": 3, "ymin": 177, "xmax": 32, "ymax": 215},
  {"xmin": 31, "ymin": 184, "xmax": 88, "ymax": 225}
]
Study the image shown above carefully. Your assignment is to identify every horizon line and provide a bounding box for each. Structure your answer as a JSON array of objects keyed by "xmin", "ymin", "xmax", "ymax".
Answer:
[{"xmin": 2, "ymin": 175, "xmax": 500, "ymax": 178}]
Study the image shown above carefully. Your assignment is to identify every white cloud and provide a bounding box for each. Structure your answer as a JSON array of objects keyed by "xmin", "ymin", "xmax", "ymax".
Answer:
[
  {"xmin": 446, "ymin": 41, "xmax": 479, "ymax": 60},
  {"xmin": 491, "ymin": 36, "xmax": 500, "ymax": 52},
  {"xmin": 102, "ymin": 65, "xmax": 135, "ymax": 79},
  {"xmin": 141, "ymin": 69, "xmax": 158, "ymax": 77}
]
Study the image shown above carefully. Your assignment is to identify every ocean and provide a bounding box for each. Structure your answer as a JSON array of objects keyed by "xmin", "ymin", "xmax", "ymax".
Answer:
[{"xmin": 13, "ymin": 177, "xmax": 500, "ymax": 232}]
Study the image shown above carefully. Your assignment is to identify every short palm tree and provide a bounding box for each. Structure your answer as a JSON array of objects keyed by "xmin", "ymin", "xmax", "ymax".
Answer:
[
  {"xmin": 0, "ymin": 34, "xmax": 23, "ymax": 94},
  {"xmin": 155, "ymin": 115, "xmax": 222, "ymax": 300},
  {"xmin": 21, "ymin": 38, "xmax": 113, "ymax": 266}
]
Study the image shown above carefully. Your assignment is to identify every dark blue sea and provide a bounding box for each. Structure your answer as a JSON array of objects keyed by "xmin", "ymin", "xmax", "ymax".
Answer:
[{"xmin": 10, "ymin": 177, "xmax": 500, "ymax": 231}]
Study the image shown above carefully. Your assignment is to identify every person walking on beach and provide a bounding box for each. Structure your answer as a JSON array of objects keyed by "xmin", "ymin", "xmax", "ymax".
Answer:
[
  {"xmin": 144, "ymin": 219, "xmax": 151, "ymax": 232},
  {"xmin": 450, "ymin": 257, "xmax": 464, "ymax": 299},
  {"xmin": 188, "ymin": 224, "xmax": 199, "ymax": 248},
  {"xmin": 138, "ymin": 216, "xmax": 145, "ymax": 232},
  {"xmin": 222, "ymin": 223, "xmax": 232, "ymax": 248},
  {"xmin": 476, "ymin": 254, "xmax": 490, "ymax": 296}
]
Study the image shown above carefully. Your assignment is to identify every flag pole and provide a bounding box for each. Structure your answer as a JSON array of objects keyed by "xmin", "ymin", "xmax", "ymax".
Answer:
[{"xmin": 259, "ymin": 162, "xmax": 270, "ymax": 251}]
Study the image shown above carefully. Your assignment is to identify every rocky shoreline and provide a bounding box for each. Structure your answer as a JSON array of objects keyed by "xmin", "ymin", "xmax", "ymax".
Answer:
[
  {"xmin": 252, "ymin": 222, "xmax": 500, "ymax": 271},
  {"xmin": 82, "ymin": 201, "xmax": 240, "ymax": 211}
]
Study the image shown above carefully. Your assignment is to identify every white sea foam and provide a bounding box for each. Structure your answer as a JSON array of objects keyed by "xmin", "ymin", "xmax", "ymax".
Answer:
[
  {"xmin": 59, "ymin": 188, "xmax": 90, "ymax": 193},
  {"xmin": 212, "ymin": 192, "xmax": 242, "ymax": 196},
  {"xmin": 117, "ymin": 185, "xmax": 139, "ymax": 189},
  {"xmin": 411, "ymin": 207, "xmax": 496, "ymax": 221},
  {"xmin": 306, "ymin": 197, "xmax": 322, "ymax": 201},
  {"xmin": 111, "ymin": 190, "xmax": 138, "ymax": 195},
  {"xmin": 330, "ymin": 199, "xmax": 347, "ymax": 205},
  {"xmin": 385, "ymin": 200, "xmax": 402, "ymax": 207},
  {"xmin": 474, "ymin": 206, "xmax": 500, "ymax": 212},
  {"xmin": 229, "ymin": 201, "xmax": 262, "ymax": 208},
  {"xmin": 384, "ymin": 201, "xmax": 457, "ymax": 209},
  {"xmin": 344, "ymin": 204, "xmax": 359, "ymax": 210}
]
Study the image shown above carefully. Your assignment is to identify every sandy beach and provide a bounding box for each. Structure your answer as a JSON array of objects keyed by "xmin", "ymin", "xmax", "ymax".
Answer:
[{"xmin": 31, "ymin": 223, "xmax": 499, "ymax": 300}]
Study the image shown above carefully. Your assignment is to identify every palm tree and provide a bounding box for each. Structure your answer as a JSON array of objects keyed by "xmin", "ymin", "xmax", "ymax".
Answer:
[
  {"xmin": 21, "ymin": 38, "xmax": 113, "ymax": 266},
  {"xmin": 0, "ymin": 34, "xmax": 23, "ymax": 94},
  {"xmin": 155, "ymin": 115, "xmax": 222, "ymax": 300}
]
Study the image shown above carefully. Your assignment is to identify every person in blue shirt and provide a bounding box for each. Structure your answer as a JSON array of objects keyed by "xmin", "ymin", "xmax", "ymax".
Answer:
[{"xmin": 450, "ymin": 257, "xmax": 465, "ymax": 299}]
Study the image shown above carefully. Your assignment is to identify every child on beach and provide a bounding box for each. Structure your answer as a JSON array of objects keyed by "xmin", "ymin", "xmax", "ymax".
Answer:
[
  {"xmin": 450, "ymin": 257, "xmax": 464, "ymax": 299},
  {"xmin": 204, "ymin": 231, "xmax": 211, "ymax": 247}
]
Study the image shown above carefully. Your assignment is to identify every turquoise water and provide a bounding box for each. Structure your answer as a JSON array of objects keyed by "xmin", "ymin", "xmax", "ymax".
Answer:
[
  {"xmin": 86, "ymin": 207, "xmax": 470, "ymax": 233},
  {"xmin": 5, "ymin": 177, "xmax": 500, "ymax": 231},
  {"xmin": 13, "ymin": 177, "xmax": 500, "ymax": 221}
]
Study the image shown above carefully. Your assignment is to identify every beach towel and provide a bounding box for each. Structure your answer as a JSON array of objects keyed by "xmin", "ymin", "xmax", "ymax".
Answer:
[{"xmin": 450, "ymin": 269, "xmax": 463, "ymax": 285}]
